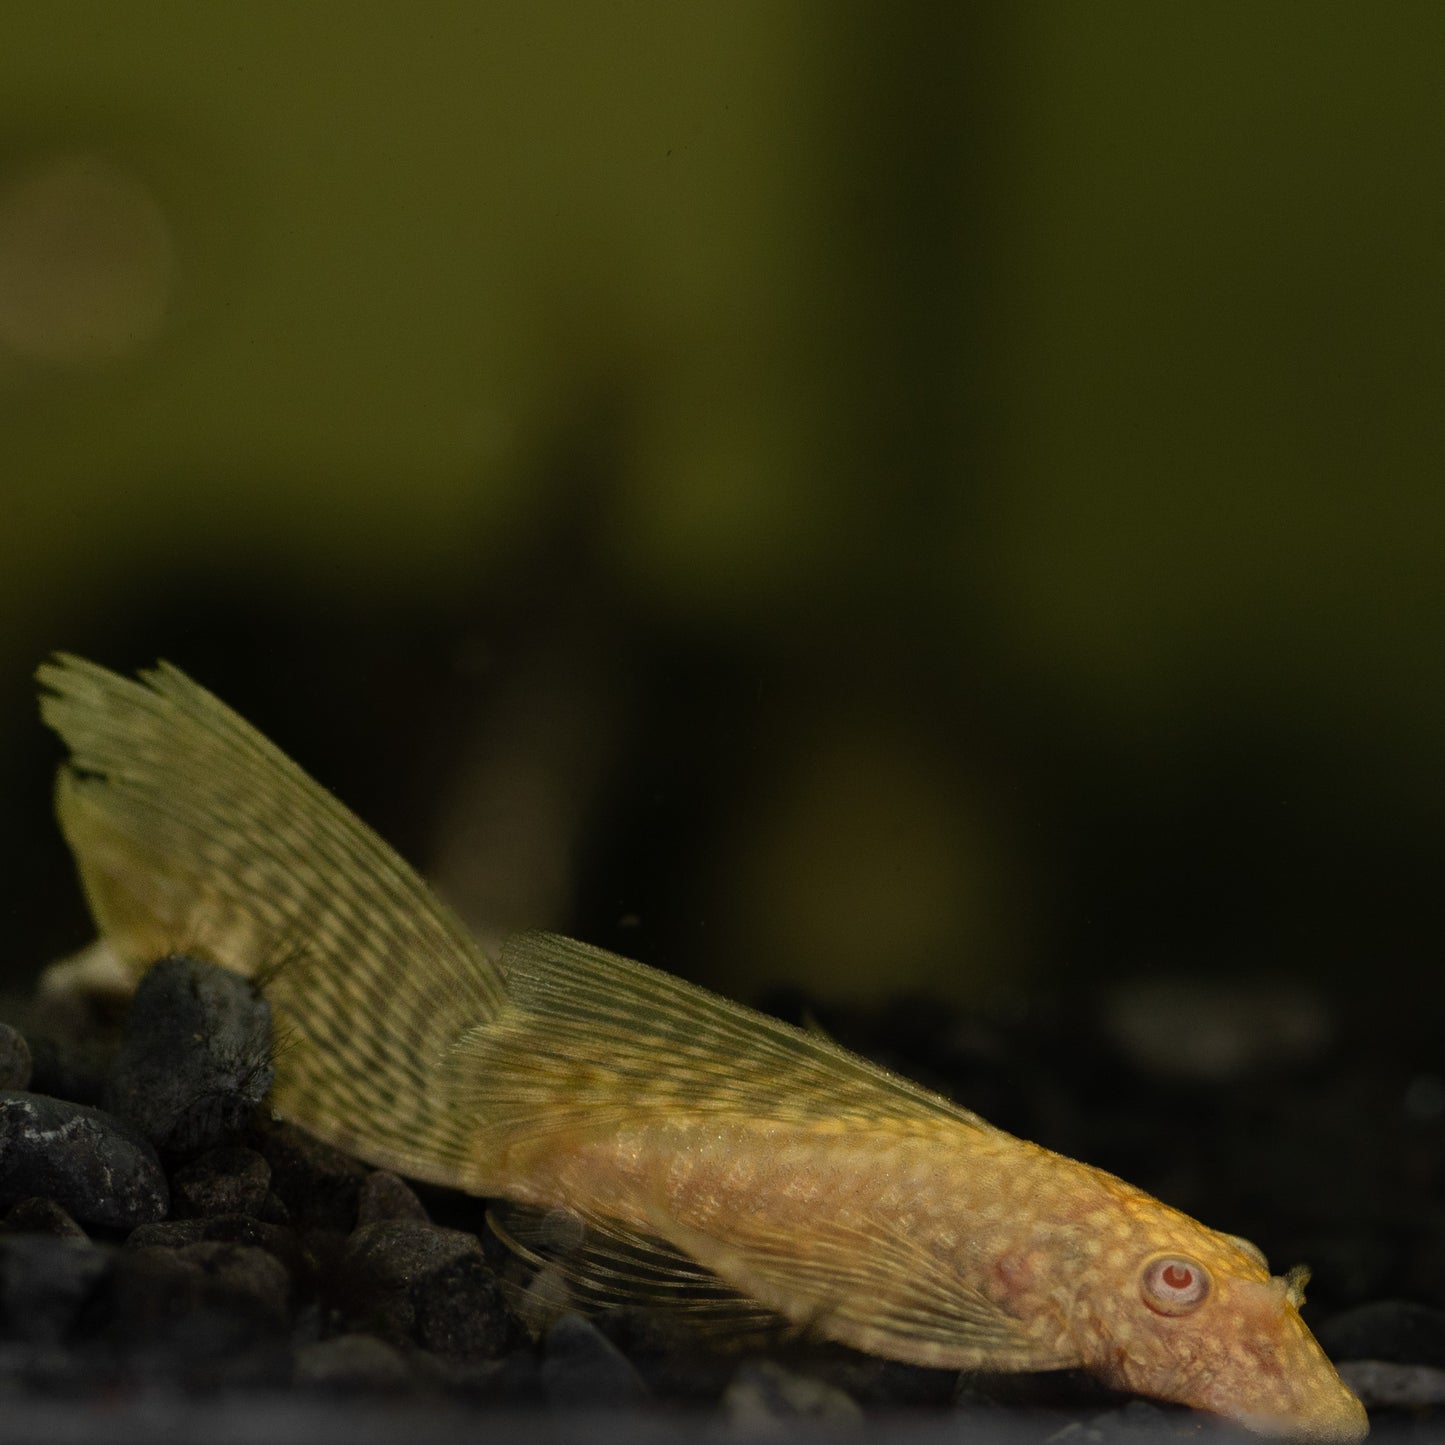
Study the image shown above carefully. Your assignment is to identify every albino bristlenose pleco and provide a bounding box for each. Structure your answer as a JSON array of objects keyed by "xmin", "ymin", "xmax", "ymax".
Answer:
[{"xmin": 37, "ymin": 656, "xmax": 1368, "ymax": 1441}]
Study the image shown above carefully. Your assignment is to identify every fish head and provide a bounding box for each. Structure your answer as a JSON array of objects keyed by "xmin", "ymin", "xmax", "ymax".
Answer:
[{"xmin": 1072, "ymin": 1203, "xmax": 1367, "ymax": 1442}]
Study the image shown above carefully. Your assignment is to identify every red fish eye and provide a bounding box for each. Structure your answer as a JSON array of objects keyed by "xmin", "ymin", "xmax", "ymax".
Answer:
[{"xmin": 1141, "ymin": 1254, "xmax": 1211, "ymax": 1315}]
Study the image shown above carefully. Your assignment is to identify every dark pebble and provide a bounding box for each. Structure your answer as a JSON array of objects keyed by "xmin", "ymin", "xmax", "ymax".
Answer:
[
  {"xmin": 261, "ymin": 1120, "xmax": 367, "ymax": 1232},
  {"xmin": 126, "ymin": 1212, "xmax": 305, "ymax": 1278},
  {"xmin": 338, "ymin": 1219, "xmax": 518, "ymax": 1362},
  {"xmin": 1316, "ymin": 1299, "xmax": 1445, "ymax": 1367},
  {"xmin": 172, "ymin": 1240, "xmax": 292, "ymax": 1327},
  {"xmin": 297, "ymin": 1225, "xmax": 350, "ymax": 1288},
  {"xmin": 257, "ymin": 1189, "xmax": 292, "ymax": 1225},
  {"xmin": 831, "ymin": 1356, "xmax": 960, "ymax": 1410},
  {"xmin": 0, "ymin": 1091, "xmax": 168, "ymax": 1229},
  {"xmin": 171, "ymin": 1145, "xmax": 272, "ymax": 1218},
  {"xmin": 128, "ymin": 1215, "xmax": 232, "ymax": 1248},
  {"xmin": 541, "ymin": 1312, "xmax": 650, "ymax": 1407},
  {"xmin": 722, "ymin": 1358, "xmax": 863, "ymax": 1428},
  {"xmin": 0, "ymin": 1234, "xmax": 112, "ymax": 1344},
  {"xmin": 356, "ymin": 1169, "xmax": 430, "ymax": 1225},
  {"xmin": 0, "ymin": 1022, "xmax": 32, "ymax": 1090},
  {"xmin": 591, "ymin": 1305, "xmax": 747, "ymax": 1401},
  {"xmin": 104, "ymin": 955, "xmax": 273, "ymax": 1153},
  {"xmin": 1080, "ymin": 1399, "xmax": 1198, "ymax": 1439},
  {"xmin": 97, "ymin": 1243, "xmax": 208, "ymax": 1337},
  {"xmin": 4, "ymin": 1196, "xmax": 87, "ymax": 1238},
  {"xmin": 98, "ymin": 1246, "xmax": 293, "ymax": 1387},
  {"xmin": 294, "ymin": 1332, "xmax": 416, "ymax": 1392},
  {"xmin": 453, "ymin": 1349, "xmax": 546, "ymax": 1405}
]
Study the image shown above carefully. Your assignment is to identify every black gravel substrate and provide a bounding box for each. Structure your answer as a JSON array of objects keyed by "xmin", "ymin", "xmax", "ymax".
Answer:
[{"xmin": 1, "ymin": 955, "xmax": 1442, "ymax": 1445}]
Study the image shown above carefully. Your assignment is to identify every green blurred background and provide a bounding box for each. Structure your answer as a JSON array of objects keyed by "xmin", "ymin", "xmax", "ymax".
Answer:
[{"xmin": 4, "ymin": 4, "xmax": 1444, "ymax": 1018}]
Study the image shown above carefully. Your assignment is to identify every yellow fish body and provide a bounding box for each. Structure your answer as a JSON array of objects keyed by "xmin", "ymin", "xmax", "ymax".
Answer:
[{"xmin": 36, "ymin": 656, "xmax": 1367, "ymax": 1441}]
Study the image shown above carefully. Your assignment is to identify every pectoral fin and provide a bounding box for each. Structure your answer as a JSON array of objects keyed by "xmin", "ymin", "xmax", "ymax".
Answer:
[
  {"xmin": 495, "ymin": 1190, "xmax": 1074, "ymax": 1371},
  {"xmin": 488, "ymin": 1201, "xmax": 784, "ymax": 1344},
  {"xmin": 648, "ymin": 1206, "xmax": 1073, "ymax": 1372}
]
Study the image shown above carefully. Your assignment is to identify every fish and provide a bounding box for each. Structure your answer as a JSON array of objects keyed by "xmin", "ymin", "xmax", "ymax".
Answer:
[{"xmin": 35, "ymin": 654, "xmax": 1367, "ymax": 1441}]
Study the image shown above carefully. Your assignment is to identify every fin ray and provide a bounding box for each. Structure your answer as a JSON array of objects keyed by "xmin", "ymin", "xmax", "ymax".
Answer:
[
  {"xmin": 37, "ymin": 654, "xmax": 500, "ymax": 1183},
  {"xmin": 651, "ymin": 1201, "xmax": 1066, "ymax": 1370},
  {"xmin": 453, "ymin": 931, "xmax": 993, "ymax": 1141},
  {"xmin": 489, "ymin": 1202, "xmax": 784, "ymax": 1341}
]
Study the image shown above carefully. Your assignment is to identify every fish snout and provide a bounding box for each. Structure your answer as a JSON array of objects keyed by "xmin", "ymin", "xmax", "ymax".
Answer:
[{"xmin": 1194, "ymin": 1278, "xmax": 1368, "ymax": 1443}]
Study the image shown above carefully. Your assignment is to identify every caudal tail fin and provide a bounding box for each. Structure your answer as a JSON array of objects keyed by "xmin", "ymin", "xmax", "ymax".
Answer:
[{"xmin": 36, "ymin": 654, "xmax": 505, "ymax": 1186}]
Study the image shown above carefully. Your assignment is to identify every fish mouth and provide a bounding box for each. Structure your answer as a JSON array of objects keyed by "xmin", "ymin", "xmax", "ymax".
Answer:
[
  {"xmin": 1226, "ymin": 1400, "xmax": 1368, "ymax": 1445},
  {"xmin": 1204, "ymin": 1373, "xmax": 1369, "ymax": 1443},
  {"xmin": 1186, "ymin": 1276, "xmax": 1369, "ymax": 1442}
]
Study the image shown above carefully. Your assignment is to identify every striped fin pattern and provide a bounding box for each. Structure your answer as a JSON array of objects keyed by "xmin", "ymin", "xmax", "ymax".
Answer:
[
  {"xmin": 651, "ymin": 1192, "xmax": 1052, "ymax": 1368},
  {"xmin": 488, "ymin": 1201, "xmax": 785, "ymax": 1342},
  {"xmin": 453, "ymin": 930, "xmax": 995, "ymax": 1139},
  {"xmin": 37, "ymin": 654, "xmax": 500, "ymax": 1184}
]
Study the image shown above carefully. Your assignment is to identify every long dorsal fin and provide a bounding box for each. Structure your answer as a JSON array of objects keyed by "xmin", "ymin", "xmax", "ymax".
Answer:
[{"xmin": 452, "ymin": 930, "xmax": 996, "ymax": 1141}]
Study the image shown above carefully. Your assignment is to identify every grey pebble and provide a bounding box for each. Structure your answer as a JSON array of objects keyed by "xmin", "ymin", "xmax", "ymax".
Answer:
[
  {"xmin": 338, "ymin": 1219, "xmax": 518, "ymax": 1362},
  {"xmin": 541, "ymin": 1312, "xmax": 650, "ymax": 1408},
  {"xmin": 105, "ymin": 955, "xmax": 273, "ymax": 1153},
  {"xmin": 722, "ymin": 1359, "xmax": 863, "ymax": 1431},
  {"xmin": 294, "ymin": 1332, "xmax": 415, "ymax": 1391},
  {"xmin": 171, "ymin": 1145, "xmax": 272, "ymax": 1218},
  {"xmin": 1338, "ymin": 1358, "xmax": 1445, "ymax": 1408},
  {"xmin": 458, "ymin": 1350, "xmax": 546, "ymax": 1404},
  {"xmin": 1077, "ymin": 1400, "xmax": 1190, "ymax": 1438},
  {"xmin": 0, "ymin": 1091, "xmax": 168, "ymax": 1228},
  {"xmin": 0, "ymin": 1022, "xmax": 32, "ymax": 1091}
]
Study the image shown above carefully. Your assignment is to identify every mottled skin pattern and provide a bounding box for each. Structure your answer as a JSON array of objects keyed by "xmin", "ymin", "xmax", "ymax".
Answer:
[
  {"xmin": 36, "ymin": 657, "xmax": 1368, "ymax": 1443},
  {"xmin": 498, "ymin": 1116, "xmax": 1366, "ymax": 1441}
]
